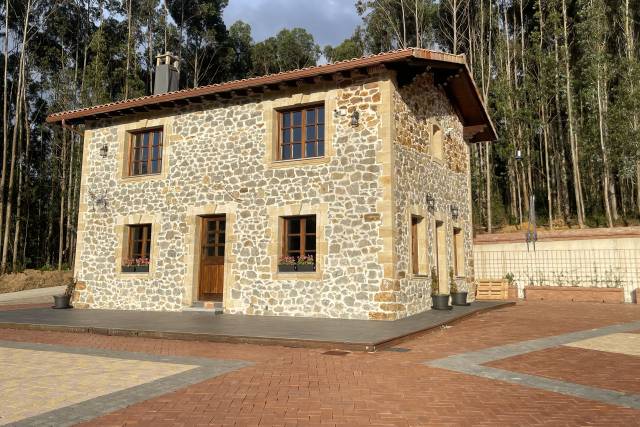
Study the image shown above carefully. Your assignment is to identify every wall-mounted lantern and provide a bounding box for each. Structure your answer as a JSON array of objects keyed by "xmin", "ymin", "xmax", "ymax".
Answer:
[
  {"xmin": 100, "ymin": 144, "xmax": 109, "ymax": 158},
  {"xmin": 515, "ymin": 149, "xmax": 523, "ymax": 161},
  {"xmin": 450, "ymin": 204, "xmax": 459, "ymax": 220},
  {"xmin": 426, "ymin": 194, "xmax": 435, "ymax": 212},
  {"xmin": 351, "ymin": 110, "xmax": 360, "ymax": 127}
]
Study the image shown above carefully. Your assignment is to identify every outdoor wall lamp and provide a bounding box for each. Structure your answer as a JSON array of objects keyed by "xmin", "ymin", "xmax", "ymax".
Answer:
[
  {"xmin": 515, "ymin": 149, "xmax": 523, "ymax": 161},
  {"xmin": 450, "ymin": 205, "xmax": 459, "ymax": 219},
  {"xmin": 426, "ymin": 194, "xmax": 435, "ymax": 212},
  {"xmin": 100, "ymin": 144, "xmax": 109, "ymax": 158},
  {"xmin": 351, "ymin": 110, "xmax": 360, "ymax": 127}
]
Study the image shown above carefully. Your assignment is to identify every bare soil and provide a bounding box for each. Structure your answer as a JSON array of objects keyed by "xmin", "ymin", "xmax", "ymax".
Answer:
[{"xmin": 0, "ymin": 269, "xmax": 73, "ymax": 294}]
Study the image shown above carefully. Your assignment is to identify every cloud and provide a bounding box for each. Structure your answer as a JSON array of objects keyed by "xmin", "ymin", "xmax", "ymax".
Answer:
[{"xmin": 223, "ymin": 0, "xmax": 361, "ymax": 48}]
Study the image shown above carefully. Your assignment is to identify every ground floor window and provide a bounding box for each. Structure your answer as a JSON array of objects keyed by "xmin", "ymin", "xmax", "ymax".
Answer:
[
  {"xmin": 122, "ymin": 224, "xmax": 152, "ymax": 273},
  {"xmin": 278, "ymin": 215, "xmax": 316, "ymax": 272},
  {"xmin": 411, "ymin": 215, "xmax": 428, "ymax": 275},
  {"xmin": 453, "ymin": 227, "xmax": 465, "ymax": 276}
]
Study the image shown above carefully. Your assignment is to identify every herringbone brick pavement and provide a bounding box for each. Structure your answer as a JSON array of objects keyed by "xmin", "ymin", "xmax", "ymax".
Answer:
[{"xmin": 0, "ymin": 300, "xmax": 638, "ymax": 426}]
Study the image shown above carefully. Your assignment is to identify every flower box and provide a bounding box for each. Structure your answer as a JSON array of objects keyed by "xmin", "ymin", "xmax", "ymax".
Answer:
[
  {"xmin": 121, "ymin": 265, "xmax": 150, "ymax": 273},
  {"xmin": 524, "ymin": 286, "xmax": 624, "ymax": 304},
  {"xmin": 296, "ymin": 264, "xmax": 315, "ymax": 272},
  {"xmin": 278, "ymin": 265, "xmax": 296, "ymax": 273}
]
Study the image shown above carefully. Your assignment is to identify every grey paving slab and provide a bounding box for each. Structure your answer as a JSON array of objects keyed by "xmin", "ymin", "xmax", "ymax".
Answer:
[
  {"xmin": 1, "ymin": 339, "xmax": 250, "ymax": 427},
  {"xmin": 0, "ymin": 286, "xmax": 66, "ymax": 305},
  {"xmin": 0, "ymin": 301, "xmax": 512, "ymax": 350},
  {"xmin": 427, "ymin": 320, "xmax": 640, "ymax": 410}
]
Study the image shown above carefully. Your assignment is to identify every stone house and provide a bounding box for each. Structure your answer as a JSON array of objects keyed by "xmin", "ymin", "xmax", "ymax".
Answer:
[{"xmin": 47, "ymin": 48, "xmax": 496, "ymax": 320}]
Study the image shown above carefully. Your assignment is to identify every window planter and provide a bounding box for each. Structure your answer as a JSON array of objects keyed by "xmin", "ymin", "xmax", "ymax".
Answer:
[
  {"xmin": 524, "ymin": 286, "xmax": 624, "ymax": 304},
  {"xmin": 277, "ymin": 264, "xmax": 316, "ymax": 273},
  {"xmin": 121, "ymin": 265, "xmax": 149, "ymax": 273}
]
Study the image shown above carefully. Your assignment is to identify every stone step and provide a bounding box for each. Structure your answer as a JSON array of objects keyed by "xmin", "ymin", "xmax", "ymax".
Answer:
[{"xmin": 183, "ymin": 301, "xmax": 223, "ymax": 314}]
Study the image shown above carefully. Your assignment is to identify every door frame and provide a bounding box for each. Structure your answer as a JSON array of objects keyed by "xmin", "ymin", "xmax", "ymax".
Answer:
[{"xmin": 197, "ymin": 214, "xmax": 227, "ymax": 302}]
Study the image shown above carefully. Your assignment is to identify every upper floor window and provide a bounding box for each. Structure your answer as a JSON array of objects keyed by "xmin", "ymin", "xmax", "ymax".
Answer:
[
  {"xmin": 279, "ymin": 105, "xmax": 324, "ymax": 161},
  {"xmin": 128, "ymin": 128, "xmax": 163, "ymax": 176}
]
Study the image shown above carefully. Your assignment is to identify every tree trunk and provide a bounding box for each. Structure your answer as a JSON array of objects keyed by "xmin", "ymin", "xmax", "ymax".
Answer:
[
  {"xmin": 485, "ymin": 142, "xmax": 492, "ymax": 232},
  {"xmin": 0, "ymin": 0, "xmax": 10, "ymax": 258},
  {"xmin": 562, "ymin": 0, "xmax": 585, "ymax": 228},
  {"xmin": 596, "ymin": 78, "xmax": 613, "ymax": 227},
  {"xmin": 58, "ymin": 128, "xmax": 67, "ymax": 270},
  {"xmin": 124, "ymin": 0, "xmax": 132, "ymax": 99},
  {"xmin": 12, "ymin": 87, "xmax": 29, "ymax": 271},
  {"xmin": 1, "ymin": 1, "xmax": 30, "ymax": 273}
]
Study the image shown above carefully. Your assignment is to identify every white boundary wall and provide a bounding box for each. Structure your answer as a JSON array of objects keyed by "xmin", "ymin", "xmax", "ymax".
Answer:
[{"xmin": 474, "ymin": 236, "xmax": 640, "ymax": 303}]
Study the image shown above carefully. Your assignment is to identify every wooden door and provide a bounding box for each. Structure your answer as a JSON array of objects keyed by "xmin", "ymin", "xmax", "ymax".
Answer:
[{"xmin": 199, "ymin": 216, "xmax": 226, "ymax": 301}]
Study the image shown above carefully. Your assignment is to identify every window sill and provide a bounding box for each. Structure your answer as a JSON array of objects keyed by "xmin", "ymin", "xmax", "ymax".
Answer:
[
  {"xmin": 273, "ymin": 271, "xmax": 322, "ymax": 281},
  {"xmin": 270, "ymin": 156, "xmax": 328, "ymax": 169},
  {"xmin": 117, "ymin": 272, "xmax": 152, "ymax": 279},
  {"xmin": 120, "ymin": 172, "xmax": 163, "ymax": 183}
]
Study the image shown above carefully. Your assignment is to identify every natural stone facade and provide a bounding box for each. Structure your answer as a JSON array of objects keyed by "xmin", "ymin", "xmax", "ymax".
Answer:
[
  {"xmin": 72, "ymin": 68, "xmax": 477, "ymax": 320},
  {"xmin": 389, "ymin": 72, "xmax": 474, "ymax": 320}
]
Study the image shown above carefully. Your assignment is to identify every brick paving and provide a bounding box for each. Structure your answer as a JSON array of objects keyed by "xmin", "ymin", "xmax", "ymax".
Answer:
[
  {"xmin": 0, "ymin": 345, "xmax": 195, "ymax": 424},
  {"xmin": 488, "ymin": 345, "xmax": 640, "ymax": 395},
  {"xmin": 0, "ymin": 301, "xmax": 639, "ymax": 426}
]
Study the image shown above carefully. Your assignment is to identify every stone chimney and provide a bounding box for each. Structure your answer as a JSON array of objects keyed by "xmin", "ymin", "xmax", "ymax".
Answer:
[{"xmin": 154, "ymin": 52, "xmax": 180, "ymax": 95}]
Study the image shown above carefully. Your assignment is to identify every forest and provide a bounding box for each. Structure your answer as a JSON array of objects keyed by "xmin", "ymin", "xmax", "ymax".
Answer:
[{"xmin": 0, "ymin": 0, "xmax": 638, "ymax": 272}]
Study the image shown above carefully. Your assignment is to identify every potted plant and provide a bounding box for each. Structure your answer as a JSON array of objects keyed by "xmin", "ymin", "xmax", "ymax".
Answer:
[
  {"xmin": 122, "ymin": 257, "xmax": 150, "ymax": 273},
  {"xmin": 135, "ymin": 257, "xmax": 150, "ymax": 273},
  {"xmin": 431, "ymin": 267, "xmax": 450, "ymax": 310},
  {"xmin": 450, "ymin": 268, "xmax": 469, "ymax": 306},
  {"xmin": 122, "ymin": 258, "xmax": 136, "ymax": 273},
  {"xmin": 52, "ymin": 280, "xmax": 76, "ymax": 309},
  {"xmin": 296, "ymin": 254, "xmax": 315, "ymax": 272},
  {"xmin": 278, "ymin": 256, "xmax": 296, "ymax": 272}
]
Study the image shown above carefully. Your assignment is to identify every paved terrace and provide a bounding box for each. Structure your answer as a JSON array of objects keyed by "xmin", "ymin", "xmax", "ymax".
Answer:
[
  {"xmin": 1, "ymin": 300, "xmax": 639, "ymax": 426},
  {"xmin": 0, "ymin": 301, "xmax": 510, "ymax": 351}
]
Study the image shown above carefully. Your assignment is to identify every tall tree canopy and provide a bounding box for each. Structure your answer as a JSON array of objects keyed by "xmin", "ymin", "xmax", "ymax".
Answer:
[{"xmin": 1, "ymin": 0, "xmax": 640, "ymax": 274}]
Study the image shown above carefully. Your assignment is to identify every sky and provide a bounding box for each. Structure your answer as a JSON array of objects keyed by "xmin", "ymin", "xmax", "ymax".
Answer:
[{"xmin": 223, "ymin": 0, "xmax": 362, "ymax": 48}]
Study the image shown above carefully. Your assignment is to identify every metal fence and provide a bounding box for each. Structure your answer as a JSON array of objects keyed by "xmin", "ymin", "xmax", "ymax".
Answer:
[{"xmin": 474, "ymin": 249, "xmax": 640, "ymax": 302}]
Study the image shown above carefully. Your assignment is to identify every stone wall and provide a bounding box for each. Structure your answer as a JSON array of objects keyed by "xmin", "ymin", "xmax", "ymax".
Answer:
[
  {"xmin": 390, "ymin": 72, "xmax": 475, "ymax": 318},
  {"xmin": 73, "ymin": 72, "xmax": 394, "ymax": 319}
]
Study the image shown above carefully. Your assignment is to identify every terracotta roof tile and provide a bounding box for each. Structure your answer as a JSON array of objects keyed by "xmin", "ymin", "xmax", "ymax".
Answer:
[{"xmin": 46, "ymin": 48, "xmax": 495, "ymax": 141}]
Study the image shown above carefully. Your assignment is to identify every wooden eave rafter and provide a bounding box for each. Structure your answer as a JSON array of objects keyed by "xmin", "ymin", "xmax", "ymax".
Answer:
[{"xmin": 46, "ymin": 48, "xmax": 496, "ymax": 142}]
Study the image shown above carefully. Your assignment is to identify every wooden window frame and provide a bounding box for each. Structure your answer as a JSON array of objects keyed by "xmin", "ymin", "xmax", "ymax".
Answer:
[
  {"xmin": 431, "ymin": 124, "xmax": 443, "ymax": 161},
  {"xmin": 411, "ymin": 215, "xmax": 428, "ymax": 276},
  {"xmin": 453, "ymin": 227, "xmax": 465, "ymax": 277},
  {"xmin": 127, "ymin": 224, "xmax": 152, "ymax": 260},
  {"xmin": 411, "ymin": 216, "xmax": 419, "ymax": 275},
  {"xmin": 277, "ymin": 104, "xmax": 325, "ymax": 161},
  {"xmin": 128, "ymin": 127, "xmax": 164, "ymax": 177},
  {"xmin": 281, "ymin": 215, "xmax": 317, "ymax": 262}
]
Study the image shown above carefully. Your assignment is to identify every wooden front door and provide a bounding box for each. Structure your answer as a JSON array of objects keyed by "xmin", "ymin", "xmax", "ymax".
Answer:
[{"xmin": 199, "ymin": 215, "xmax": 226, "ymax": 301}]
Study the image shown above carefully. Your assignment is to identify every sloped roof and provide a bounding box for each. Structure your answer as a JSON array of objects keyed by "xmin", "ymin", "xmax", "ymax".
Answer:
[{"xmin": 47, "ymin": 48, "xmax": 496, "ymax": 142}]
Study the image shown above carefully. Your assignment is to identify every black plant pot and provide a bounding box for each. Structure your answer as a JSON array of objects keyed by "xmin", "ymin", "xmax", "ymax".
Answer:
[
  {"xmin": 278, "ymin": 265, "xmax": 296, "ymax": 273},
  {"xmin": 451, "ymin": 292, "xmax": 469, "ymax": 306},
  {"xmin": 296, "ymin": 264, "xmax": 315, "ymax": 272},
  {"xmin": 121, "ymin": 266, "xmax": 136, "ymax": 273},
  {"xmin": 135, "ymin": 265, "xmax": 149, "ymax": 273},
  {"xmin": 431, "ymin": 294, "xmax": 451, "ymax": 310},
  {"xmin": 53, "ymin": 294, "xmax": 72, "ymax": 309}
]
